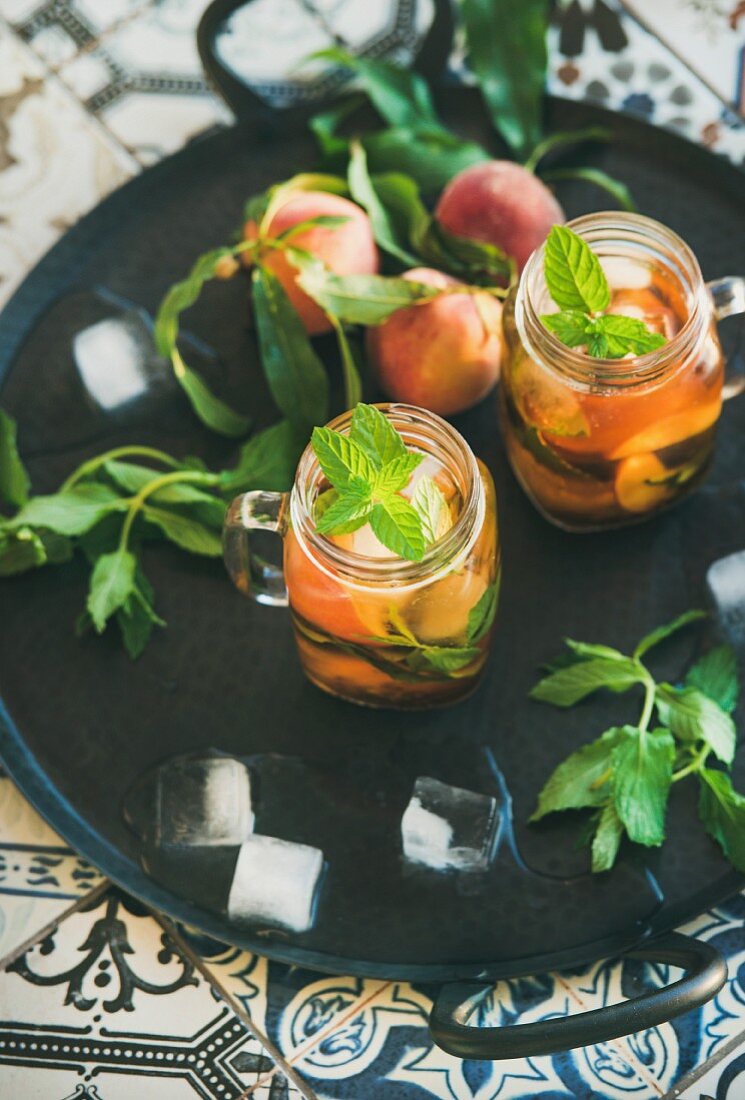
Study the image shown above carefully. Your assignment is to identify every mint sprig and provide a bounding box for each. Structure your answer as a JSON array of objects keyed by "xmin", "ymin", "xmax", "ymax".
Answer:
[
  {"xmin": 530, "ymin": 610, "xmax": 743, "ymax": 874},
  {"xmin": 311, "ymin": 403, "xmax": 449, "ymax": 562},
  {"xmin": 540, "ymin": 225, "xmax": 667, "ymax": 360}
]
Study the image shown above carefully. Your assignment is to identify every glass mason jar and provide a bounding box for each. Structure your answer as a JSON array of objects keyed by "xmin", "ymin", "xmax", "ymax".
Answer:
[
  {"xmin": 223, "ymin": 404, "xmax": 500, "ymax": 709},
  {"xmin": 499, "ymin": 212, "xmax": 745, "ymax": 531}
]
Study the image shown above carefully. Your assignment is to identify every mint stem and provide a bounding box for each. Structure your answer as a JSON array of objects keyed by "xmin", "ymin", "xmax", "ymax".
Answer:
[
  {"xmin": 118, "ymin": 469, "xmax": 219, "ymax": 551},
  {"xmin": 61, "ymin": 446, "xmax": 182, "ymax": 491}
]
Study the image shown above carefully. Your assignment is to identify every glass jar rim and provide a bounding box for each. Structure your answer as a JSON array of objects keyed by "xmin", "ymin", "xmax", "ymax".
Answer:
[
  {"xmin": 518, "ymin": 211, "xmax": 709, "ymax": 387},
  {"xmin": 290, "ymin": 403, "xmax": 484, "ymax": 585}
]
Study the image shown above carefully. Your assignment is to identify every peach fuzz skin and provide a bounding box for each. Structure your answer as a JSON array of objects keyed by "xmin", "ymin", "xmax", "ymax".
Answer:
[
  {"xmin": 245, "ymin": 191, "xmax": 379, "ymax": 335},
  {"xmin": 366, "ymin": 267, "xmax": 503, "ymax": 416},
  {"xmin": 435, "ymin": 161, "xmax": 564, "ymax": 273}
]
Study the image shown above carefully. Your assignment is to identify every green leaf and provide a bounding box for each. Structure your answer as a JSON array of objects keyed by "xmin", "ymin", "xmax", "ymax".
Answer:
[
  {"xmin": 220, "ymin": 419, "xmax": 305, "ymax": 495},
  {"xmin": 292, "ymin": 251, "xmax": 438, "ymax": 325},
  {"xmin": 104, "ymin": 462, "xmax": 225, "ymax": 527},
  {"xmin": 544, "ymin": 225, "xmax": 610, "ymax": 313},
  {"xmin": 611, "ymin": 726, "xmax": 675, "ymax": 847},
  {"xmin": 530, "ymin": 656, "xmax": 641, "ymax": 707},
  {"xmin": 87, "ymin": 547, "xmax": 137, "ymax": 632},
  {"xmin": 315, "ymin": 479, "xmax": 372, "ymax": 536},
  {"xmin": 540, "ymin": 310, "xmax": 591, "ymax": 348},
  {"xmin": 411, "ymin": 475, "xmax": 450, "ymax": 545},
  {"xmin": 698, "ymin": 769, "xmax": 745, "ymax": 872},
  {"xmin": 564, "ymin": 639, "xmax": 626, "ymax": 661},
  {"xmin": 591, "ymin": 802, "xmax": 625, "ymax": 872},
  {"xmin": 370, "ymin": 495, "xmax": 426, "ymax": 561},
  {"xmin": 254, "ymin": 172, "xmax": 349, "ymax": 228},
  {"xmin": 414, "ymin": 645, "xmax": 481, "ymax": 674},
  {"xmin": 0, "ymin": 527, "xmax": 48, "ymax": 576},
  {"xmin": 0, "ymin": 409, "xmax": 30, "ymax": 508},
  {"xmin": 312, "ymin": 48, "xmax": 443, "ymax": 131},
  {"xmin": 686, "ymin": 645, "xmax": 739, "ymax": 715},
  {"xmin": 350, "ymin": 403, "xmax": 407, "ymax": 468},
  {"xmin": 530, "ymin": 727, "xmax": 625, "ymax": 820},
  {"xmin": 362, "ymin": 128, "xmax": 489, "ymax": 196},
  {"xmin": 654, "ymin": 683, "xmax": 736, "ymax": 764},
  {"xmin": 524, "ymin": 126, "xmax": 612, "ymax": 172},
  {"xmin": 634, "ymin": 609, "xmax": 707, "ymax": 660},
  {"xmin": 540, "ymin": 167, "xmax": 636, "ymax": 212},
  {"xmin": 274, "ymin": 215, "xmax": 351, "ymax": 242},
  {"xmin": 9, "ymin": 483, "xmax": 123, "ymax": 536},
  {"xmin": 592, "ymin": 314, "xmax": 667, "ymax": 359},
  {"xmin": 417, "ymin": 219, "xmax": 513, "ymax": 282},
  {"xmin": 116, "ymin": 566, "xmax": 165, "ymax": 659},
  {"xmin": 373, "ymin": 453, "xmax": 422, "ymax": 495},
  {"xmin": 586, "ymin": 330, "xmax": 609, "ymax": 358},
  {"xmin": 348, "ymin": 141, "xmax": 420, "ymax": 265},
  {"xmin": 311, "ymin": 426, "xmax": 376, "ymax": 488},
  {"xmin": 309, "ymin": 98, "xmax": 363, "ymax": 159},
  {"xmin": 467, "ymin": 581, "xmax": 500, "ymax": 644},
  {"xmin": 330, "ymin": 319, "xmax": 363, "ymax": 409},
  {"xmin": 252, "ymin": 265, "xmax": 329, "ymax": 434},
  {"xmin": 142, "ymin": 506, "xmax": 223, "ymax": 557},
  {"xmin": 173, "ymin": 352, "xmax": 252, "ymax": 438},
  {"xmin": 459, "ymin": 0, "xmax": 549, "ymax": 160}
]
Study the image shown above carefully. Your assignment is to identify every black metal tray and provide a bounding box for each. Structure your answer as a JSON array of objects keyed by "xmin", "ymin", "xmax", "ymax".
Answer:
[{"xmin": 0, "ymin": 74, "xmax": 743, "ymax": 1057}]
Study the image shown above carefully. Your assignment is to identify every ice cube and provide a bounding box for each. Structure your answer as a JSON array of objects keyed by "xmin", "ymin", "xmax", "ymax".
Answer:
[
  {"xmin": 74, "ymin": 310, "xmax": 166, "ymax": 411},
  {"xmin": 601, "ymin": 256, "xmax": 653, "ymax": 290},
  {"xmin": 155, "ymin": 756, "xmax": 254, "ymax": 848},
  {"xmin": 401, "ymin": 776, "xmax": 499, "ymax": 872},
  {"xmin": 227, "ymin": 834, "xmax": 324, "ymax": 933},
  {"xmin": 707, "ymin": 550, "xmax": 745, "ymax": 652}
]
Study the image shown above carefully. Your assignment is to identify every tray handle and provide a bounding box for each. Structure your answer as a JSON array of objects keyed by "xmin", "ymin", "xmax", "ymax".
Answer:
[
  {"xmin": 197, "ymin": 0, "xmax": 454, "ymax": 123},
  {"xmin": 429, "ymin": 931, "xmax": 726, "ymax": 1060}
]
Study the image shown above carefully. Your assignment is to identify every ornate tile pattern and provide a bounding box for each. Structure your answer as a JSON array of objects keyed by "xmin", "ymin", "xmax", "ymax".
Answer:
[{"xmin": 1, "ymin": 1, "xmax": 745, "ymax": 1097}]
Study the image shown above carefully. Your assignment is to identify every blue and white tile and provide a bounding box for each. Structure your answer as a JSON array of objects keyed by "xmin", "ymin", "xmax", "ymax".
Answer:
[
  {"xmin": 0, "ymin": 775, "xmax": 104, "ymax": 966},
  {"xmin": 0, "ymin": 886, "xmax": 313, "ymax": 1098},
  {"xmin": 0, "ymin": 23, "xmax": 137, "ymax": 307}
]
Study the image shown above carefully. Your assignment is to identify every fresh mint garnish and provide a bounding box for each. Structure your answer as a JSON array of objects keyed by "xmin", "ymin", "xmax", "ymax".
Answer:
[
  {"xmin": 530, "ymin": 610, "xmax": 744, "ymax": 874},
  {"xmin": 540, "ymin": 224, "xmax": 667, "ymax": 360},
  {"xmin": 311, "ymin": 403, "xmax": 450, "ymax": 562}
]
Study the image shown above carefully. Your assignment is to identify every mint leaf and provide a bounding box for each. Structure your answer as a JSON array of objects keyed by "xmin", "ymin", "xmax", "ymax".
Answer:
[
  {"xmin": 0, "ymin": 409, "xmax": 30, "ymax": 508},
  {"xmin": 104, "ymin": 462, "xmax": 225, "ymax": 527},
  {"xmin": 252, "ymin": 265, "xmax": 329, "ymax": 434},
  {"xmin": 373, "ymin": 453, "xmax": 422, "ymax": 495},
  {"xmin": 591, "ymin": 802, "xmax": 625, "ymax": 872},
  {"xmin": 530, "ymin": 727, "xmax": 625, "ymax": 821},
  {"xmin": 654, "ymin": 683, "xmax": 736, "ymax": 764},
  {"xmin": 540, "ymin": 310, "xmax": 591, "ymax": 348},
  {"xmin": 611, "ymin": 726, "xmax": 674, "ymax": 847},
  {"xmin": 87, "ymin": 547, "xmax": 137, "ymax": 632},
  {"xmin": 412, "ymin": 645, "xmax": 481, "ymax": 674},
  {"xmin": 586, "ymin": 330, "xmax": 609, "ymax": 358},
  {"xmin": 316, "ymin": 479, "xmax": 372, "ymax": 536},
  {"xmin": 143, "ymin": 506, "xmax": 223, "ymax": 557},
  {"xmin": 370, "ymin": 495, "xmax": 426, "ymax": 561},
  {"xmin": 220, "ymin": 419, "xmax": 304, "ymax": 496},
  {"xmin": 311, "ymin": 427, "xmax": 375, "ymax": 488},
  {"xmin": 530, "ymin": 656, "xmax": 641, "ymax": 707},
  {"xmin": 411, "ymin": 475, "xmax": 449, "ymax": 545},
  {"xmin": 564, "ymin": 639, "xmax": 626, "ymax": 661},
  {"xmin": 116, "ymin": 566, "xmax": 165, "ymax": 659},
  {"xmin": 593, "ymin": 313, "xmax": 667, "ymax": 358},
  {"xmin": 634, "ymin": 609, "xmax": 707, "ymax": 660},
  {"xmin": 9, "ymin": 483, "xmax": 123, "ymax": 536},
  {"xmin": 544, "ymin": 225, "xmax": 610, "ymax": 314},
  {"xmin": 686, "ymin": 645, "xmax": 739, "ymax": 715},
  {"xmin": 698, "ymin": 769, "xmax": 745, "ymax": 872},
  {"xmin": 350, "ymin": 403, "xmax": 407, "ymax": 468},
  {"xmin": 467, "ymin": 582, "xmax": 500, "ymax": 644},
  {"xmin": 0, "ymin": 527, "xmax": 48, "ymax": 576}
]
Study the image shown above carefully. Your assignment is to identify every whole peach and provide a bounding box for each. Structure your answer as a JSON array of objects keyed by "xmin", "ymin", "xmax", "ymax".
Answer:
[
  {"xmin": 435, "ymin": 161, "xmax": 564, "ymax": 272},
  {"xmin": 366, "ymin": 267, "xmax": 502, "ymax": 416},
  {"xmin": 246, "ymin": 191, "xmax": 379, "ymax": 335}
]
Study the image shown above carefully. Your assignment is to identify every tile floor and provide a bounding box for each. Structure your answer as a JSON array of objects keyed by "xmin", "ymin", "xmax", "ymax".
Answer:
[{"xmin": 0, "ymin": 0, "xmax": 744, "ymax": 1096}]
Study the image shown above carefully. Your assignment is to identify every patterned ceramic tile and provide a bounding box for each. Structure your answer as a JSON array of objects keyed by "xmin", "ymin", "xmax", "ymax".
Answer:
[
  {"xmin": 0, "ymin": 776, "xmax": 104, "ymax": 967},
  {"xmin": 621, "ymin": 0, "xmax": 745, "ymax": 117},
  {"xmin": 0, "ymin": 24, "xmax": 137, "ymax": 308},
  {"xmin": 0, "ymin": 0, "xmax": 151, "ymax": 67},
  {"xmin": 669, "ymin": 1028, "xmax": 745, "ymax": 1098},
  {"xmin": 547, "ymin": 0, "xmax": 745, "ymax": 166},
  {"xmin": 55, "ymin": 0, "xmax": 232, "ymax": 165},
  {"xmin": 0, "ymin": 886, "xmax": 314, "ymax": 1098}
]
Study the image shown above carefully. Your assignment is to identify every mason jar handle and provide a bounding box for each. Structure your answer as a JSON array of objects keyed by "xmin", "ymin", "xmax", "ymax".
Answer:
[
  {"xmin": 428, "ymin": 931, "xmax": 726, "ymax": 1060},
  {"xmin": 223, "ymin": 491, "xmax": 289, "ymax": 606},
  {"xmin": 707, "ymin": 276, "xmax": 745, "ymax": 400}
]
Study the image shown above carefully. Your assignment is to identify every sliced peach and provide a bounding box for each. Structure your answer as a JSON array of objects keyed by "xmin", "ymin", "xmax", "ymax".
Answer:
[
  {"xmin": 513, "ymin": 353, "xmax": 589, "ymax": 439},
  {"xmin": 285, "ymin": 529, "xmax": 371, "ymax": 642},
  {"xmin": 614, "ymin": 453, "xmax": 679, "ymax": 513},
  {"xmin": 609, "ymin": 401, "xmax": 720, "ymax": 460}
]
